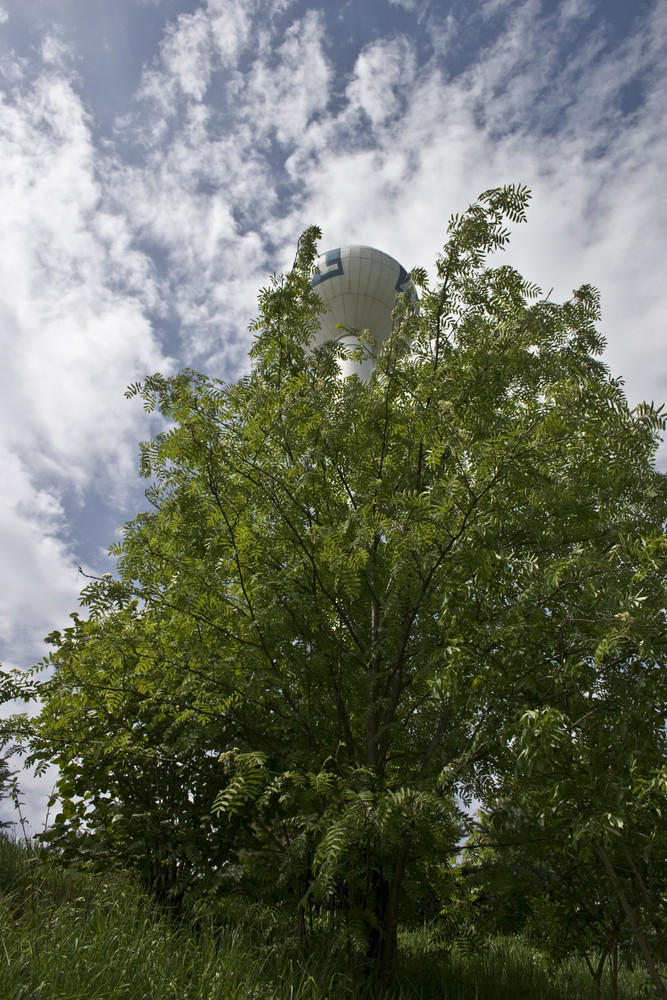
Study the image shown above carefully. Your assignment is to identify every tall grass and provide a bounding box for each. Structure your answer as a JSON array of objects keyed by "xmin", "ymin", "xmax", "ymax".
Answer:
[
  {"xmin": 396, "ymin": 927, "xmax": 655, "ymax": 1000},
  {"xmin": 0, "ymin": 836, "xmax": 655, "ymax": 999}
]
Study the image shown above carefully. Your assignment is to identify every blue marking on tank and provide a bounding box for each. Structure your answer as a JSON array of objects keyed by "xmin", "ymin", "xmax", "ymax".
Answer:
[
  {"xmin": 395, "ymin": 265, "xmax": 408, "ymax": 291},
  {"xmin": 395, "ymin": 265, "xmax": 418, "ymax": 302},
  {"xmin": 312, "ymin": 248, "xmax": 343, "ymax": 286}
]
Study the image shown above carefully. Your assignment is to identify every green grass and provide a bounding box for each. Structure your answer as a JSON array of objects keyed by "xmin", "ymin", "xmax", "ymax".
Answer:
[
  {"xmin": 396, "ymin": 927, "xmax": 655, "ymax": 999},
  {"xmin": 0, "ymin": 836, "xmax": 655, "ymax": 1000}
]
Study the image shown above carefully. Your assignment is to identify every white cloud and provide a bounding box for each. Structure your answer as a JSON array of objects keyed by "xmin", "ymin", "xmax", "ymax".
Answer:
[
  {"xmin": 41, "ymin": 34, "xmax": 72, "ymax": 69},
  {"xmin": 208, "ymin": 0, "xmax": 256, "ymax": 67},
  {"xmin": 107, "ymin": 106, "xmax": 273, "ymax": 369},
  {"xmin": 0, "ymin": 71, "xmax": 165, "ymax": 481},
  {"xmin": 558, "ymin": 0, "xmax": 595, "ymax": 26},
  {"xmin": 345, "ymin": 37, "xmax": 416, "ymax": 128},
  {"xmin": 105, "ymin": 6, "xmax": 333, "ymax": 371},
  {"xmin": 0, "ymin": 452, "xmax": 79, "ymax": 657},
  {"xmin": 208, "ymin": 0, "xmax": 297, "ymax": 70},
  {"xmin": 144, "ymin": 8, "xmax": 214, "ymax": 104},
  {"xmin": 387, "ymin": 0, "xmax": 420, "ymax": 11},
  {"xmin": 243, "ymin": 10, "xmax": 331, "ymax": 145},
  {"xmin": 135, "ymin": 0, "xmax": 298, "ymax": 123},
  {"xmin": 0, "ymin": 61, "xmax": 170, "ymax": 664}
]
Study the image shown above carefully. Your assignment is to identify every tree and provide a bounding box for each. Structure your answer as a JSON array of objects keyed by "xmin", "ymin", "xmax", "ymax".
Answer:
[
  {"xmin": 467, "ymin": 799, "xmax": 632, "ymax": 1000},
  {"xmin": 0, "ymin": 665, "xmax": 43, "ymax": 835},
  {"xmin": 28, "ymin": 186, "xmax": 667, "ymax": 986},
  {"xmin": 478, "ymin": 590, "xmax": 667, "ymax": 998}
]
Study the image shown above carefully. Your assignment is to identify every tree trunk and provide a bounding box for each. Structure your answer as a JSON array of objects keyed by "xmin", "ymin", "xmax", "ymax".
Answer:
[{"xmin": 365, "ymin": 837, "xmax": 411, "ymax": 986}]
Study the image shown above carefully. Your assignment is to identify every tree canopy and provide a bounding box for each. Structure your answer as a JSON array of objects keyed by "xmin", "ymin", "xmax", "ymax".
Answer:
[{"xmin": 26, "ymin": 185, "xmax": 667, "ymax": 988}]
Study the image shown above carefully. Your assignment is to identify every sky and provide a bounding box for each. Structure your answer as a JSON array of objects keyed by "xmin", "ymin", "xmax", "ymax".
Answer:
[{"xmin": 0, "ymin": 0, "xmax": 665, "ymax": 830}]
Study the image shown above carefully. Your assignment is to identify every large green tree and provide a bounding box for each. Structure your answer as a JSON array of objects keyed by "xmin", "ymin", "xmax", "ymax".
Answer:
[{"xmin": 29, "ymin": 186, "xmax": 667, "ymax": 984}]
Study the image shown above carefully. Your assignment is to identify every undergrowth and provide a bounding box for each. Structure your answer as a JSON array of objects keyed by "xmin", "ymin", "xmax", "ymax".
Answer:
[{"xmin": 0, "ymin": 836, "xmax": 655, "ymax": 1000}]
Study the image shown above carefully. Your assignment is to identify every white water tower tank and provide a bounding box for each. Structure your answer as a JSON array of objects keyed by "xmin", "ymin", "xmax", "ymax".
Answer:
[{"xmin": 311, "ymin": 245, "xmax": 416, "ymax": 378}]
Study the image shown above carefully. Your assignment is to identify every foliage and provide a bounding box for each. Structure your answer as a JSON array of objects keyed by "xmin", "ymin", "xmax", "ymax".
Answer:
[
  {"xmin": 27, "ymin": 612, "xmax": 243, "ymax": 908},
  {"xmin": 0, "ymin": 663, "xmax": 41, "ymax": 751},
  {"xmin": 463, "ymin": 505, "xmax": 667, "ymax": 996},
  {"xmin": 0, "ymin": 664, "xmax": 43, "ymax": 832},
  {"xmin": 27, "ymin": 185, "xmax": 667, "ymax": 986}
]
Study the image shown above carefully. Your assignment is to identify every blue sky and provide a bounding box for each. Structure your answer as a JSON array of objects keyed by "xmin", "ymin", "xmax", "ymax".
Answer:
[{"xmin": 1, "ymin": 0, "xmax": 666, "ymax": 828}]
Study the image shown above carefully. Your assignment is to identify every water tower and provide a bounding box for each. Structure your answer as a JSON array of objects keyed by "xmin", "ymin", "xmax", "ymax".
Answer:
[{"xmin": 311, "ymin": 245, "xmax": 416, "ymax": 378}]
